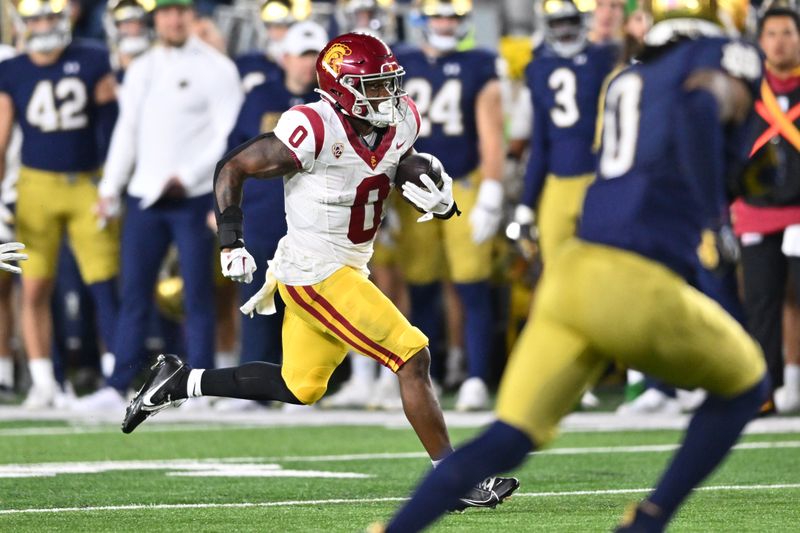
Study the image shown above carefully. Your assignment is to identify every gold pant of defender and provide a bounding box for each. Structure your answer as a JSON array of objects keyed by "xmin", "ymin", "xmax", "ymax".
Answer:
[
  {"xmin": 277, "ymin": 266, "xmax": 428, "ymax": 404},
  {"xmin": 496, "ymin": 239, "xmax": 766, "ymax": 446},
  {"xmin": 537, "ymin": 172, "xmax": 595, "ymax": 264},
  {"xmin": 16, "ymin": 166, "xmax": 119, "ymax": 282}
]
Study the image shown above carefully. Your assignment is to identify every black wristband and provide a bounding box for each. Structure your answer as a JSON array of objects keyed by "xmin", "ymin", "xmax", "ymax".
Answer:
[
  {"xmin": 433, "ymin": 201, "xmax": 461, "ymax": 220},
  {"xmin": 217, "ymin": 206, "xmax": 244, "ymax": 249}
]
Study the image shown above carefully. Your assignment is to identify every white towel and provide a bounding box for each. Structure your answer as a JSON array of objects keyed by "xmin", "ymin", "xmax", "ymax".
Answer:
[{"xmin": 240, "ymin": 266, "xmax": 279, "ymax": 317}]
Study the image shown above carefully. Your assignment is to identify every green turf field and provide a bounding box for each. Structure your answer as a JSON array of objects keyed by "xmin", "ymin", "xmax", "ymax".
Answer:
[{"xmin": 1, "ymin": 418, "xmax": 798, "ymax": 532}]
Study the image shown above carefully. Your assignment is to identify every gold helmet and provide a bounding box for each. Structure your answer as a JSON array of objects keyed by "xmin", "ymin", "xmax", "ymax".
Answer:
[
  {"xmin": 644, "ymin": 0, "xmax": 750, "ymax": 45},
  {"xmin": 415, "ymin": 0, "xmax": 473, "ymax": 52},
  {"xmin": 336, "ymin": 0, "xmax": 396, "ymax": 41},
  {"xmin": 538, "ymin": 0, "xmax": 591, "ymax": 57},
  {"xmin": 104, "ymin": 0, "xmax": 154, "ymax": 58},
  {"xmin": 13, "ymin": 0, "xmax": 72, "ymax": 53},
  {"xmin": 260, "ymin": 0, "xmax": 311, "ymax": 25}
]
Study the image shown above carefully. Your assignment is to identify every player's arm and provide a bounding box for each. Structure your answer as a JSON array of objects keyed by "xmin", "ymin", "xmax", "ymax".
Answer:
[
  {"xmin": 214, "ymin": 132, "xmax": 299, "ymax": 249},
  {"xmin": 93, "ymin": 72, "xmax": 119, "ymax": 162},
  {"xmin": 683, "ymin": 70, "xmax": 753, "ymax": 125},
  {"xmin": 470, "ymin": 78, "xmax": 506, "ymax": 243}
]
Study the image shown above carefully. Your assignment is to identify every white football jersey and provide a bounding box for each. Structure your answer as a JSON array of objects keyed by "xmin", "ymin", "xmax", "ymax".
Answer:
[{"xmin": 270, "ymin": 98, "xmax": 420, "ymax": 285}]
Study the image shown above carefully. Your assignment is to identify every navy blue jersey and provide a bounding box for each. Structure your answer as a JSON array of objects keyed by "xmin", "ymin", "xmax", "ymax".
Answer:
[
  {"xmin": 228, "ymin": 79, "xmax": 317, "ymax": 241},
  {"xmin": 234, "ymin": 51, "xmax": 284, "ymax": 94},
  {"xmin": 522, "ymin": 43, "xmax": 619, "ymax": 206},
  {"xmin": 0, "ymin": 39, "xmax": 113, "ymax": 172},
  {"xmin": 579, "ymin": 37, "xmax": 763, "ymax": 280},
  {"xmin": 396, "ymin": 47, "xmax": 498, "ymax": 179}
]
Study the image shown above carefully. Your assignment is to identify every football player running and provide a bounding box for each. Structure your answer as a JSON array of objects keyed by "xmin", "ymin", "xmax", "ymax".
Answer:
[
  {"xmin": 381, "ymin": 0, "xmax": 769, "ymax": 530},
  {"xmin": 122, "ymin": 32, "xmax": 519, "ymax": 511},
  {"xmin": 0, "ymin": 0, "xmax": 120, "ymax": 408},
  {"xmin": 393, "ymin": 0, "xmax": 506, "ymax": 411}
]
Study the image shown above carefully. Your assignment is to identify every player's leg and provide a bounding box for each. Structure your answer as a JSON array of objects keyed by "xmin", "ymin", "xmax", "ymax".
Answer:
[
  {"xmin": 387, "ymin": 270, "xmax": 605, "ymax": 532},
  {"xmin": 580, "ymin": 247, "xmax": 768, "ymax": 531},
  {"xmin": 65, "ymin": 174, "xmax": 120, "ymax": 357},
  {"xmin": 441, "ymin": 176, "xmax": 494, "ymax": 410},
  {"xmin": 536, "ymin": 172, "xmax": 594, "ymax": 264},
  {"xmin": 15, "ymin": 168, "xmax": 62, "ymax": 407}
]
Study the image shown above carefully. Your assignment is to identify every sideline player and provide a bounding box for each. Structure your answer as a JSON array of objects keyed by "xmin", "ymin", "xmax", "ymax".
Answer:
[
  {"xmin": 0, "ymin": 0, "xmax": 120, "ymax": 408},
  {"xmin": 394, "ymin": 0, "xmax": 506, "ymax": 410},
  {"xmin": 381, "ymin": 0, "xmax": 769, "ymax": 530},
  {"xmin": 123, "ymin": 32, "xmax": 519, "ymax": 511}
]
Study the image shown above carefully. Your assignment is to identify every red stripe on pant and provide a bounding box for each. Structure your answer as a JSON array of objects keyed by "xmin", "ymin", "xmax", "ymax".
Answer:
[
  {"xmin": 285, "ymin": 285, "xmax": 393, "ymax": 368},
  {"xmin": 302, "ymin": 286, "xmax": 406, "ymax": 369}
]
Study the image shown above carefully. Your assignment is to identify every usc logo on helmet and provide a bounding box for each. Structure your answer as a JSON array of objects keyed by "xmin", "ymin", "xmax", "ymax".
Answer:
[{"xmin": 323, "ymin": 43, "xmax": 352, "ymax": 76}]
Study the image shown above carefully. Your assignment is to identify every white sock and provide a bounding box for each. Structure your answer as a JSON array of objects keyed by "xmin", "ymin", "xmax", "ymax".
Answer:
[
  {"xmin": 785, "ymin": 364, "xmax": 800, "ymax": 388},
  {"xmin": 28, "ymin": 359, "xmax": 55, "ymax": 388},
  {"xmin": 350, "ymin": 352, "xmax": 376, "ymax": 383},
  {"xmin": 0, "ymin": 357, "xmax": 13, "ymax": 387},
  {"xmin": 186, "ymin": 369, "xmax": 205, "ymax": 398},
  {"xmin": 100, "ymin": 352, "xmax": 115, "ymax": 379},
  {"xmin": 215, "ymin": 351, "xmax": 238, "ymax": 369}
]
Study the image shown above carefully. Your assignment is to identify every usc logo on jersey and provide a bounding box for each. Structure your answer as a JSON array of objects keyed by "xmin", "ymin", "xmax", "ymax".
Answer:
[{"xmin": 322, "ymin": 43, "xmax": 352, "ymax": 76}]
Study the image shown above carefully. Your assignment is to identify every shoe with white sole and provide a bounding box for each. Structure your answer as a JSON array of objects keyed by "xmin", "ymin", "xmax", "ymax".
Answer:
[
  {"xmin": 369, "ymin": 375, "xmax": 403, "ymax": 411},
  {"xmin": 122, "ymin": 354, "xmax": 188, "ymax": 434},
  {"xmin": 455, "ymin": 377, "xmax": 490, "ymax": 411},
  {"xmin": 320, "ymin": 378, "xmax": 372, "ymax": 408},
  {"xmin": 616, "ymin": 388, "xmax": 681, "ymax": 416},
  {"xmin": 23, "ymin": 382, "xmax": 57, "ymax": 410},
  {"xmin": 72, "ymin": 386, "xmax": 127, "ymax": 412},
  {"xmin": 774, "ymin": 385, "xmax": 800, "ymax": 414}
]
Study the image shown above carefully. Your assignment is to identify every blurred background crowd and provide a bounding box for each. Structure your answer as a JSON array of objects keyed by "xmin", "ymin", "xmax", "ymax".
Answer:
[{"xmin": 0, "ymin": 0, "xmax": 799, "ymax": 418}]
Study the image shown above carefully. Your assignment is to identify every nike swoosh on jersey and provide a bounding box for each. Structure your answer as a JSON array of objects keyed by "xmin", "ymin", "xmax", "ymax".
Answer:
[{"xmin": 395, "ymin": 140, "xmax": 406, "ymax": 150}]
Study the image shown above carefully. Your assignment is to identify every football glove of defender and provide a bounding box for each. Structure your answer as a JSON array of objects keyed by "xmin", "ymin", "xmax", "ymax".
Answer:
[
  {"xmin": 469, "ymin": 180, "xmax": 504, "ymax": 244},
  {"xmin": 401, "ymin": 172, "xmax": 455, "ymax": 223},
  {"xmin": 0, "ymin": 242, "xmax": 27, "ymax": 275},
  {"xmin": 220, "ymin": 247, "xmax": 257, "ymax": 284}
]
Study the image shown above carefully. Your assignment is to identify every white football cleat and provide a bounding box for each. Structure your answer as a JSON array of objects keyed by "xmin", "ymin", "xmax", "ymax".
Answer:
[
  {"xmin": 320, "ymin": 378, "xmax": 373, "ymax": 408},
  {"xmin": 369, "ymin": 374, "xmax": 403, "ymax": 411},
  {"xmin": 616, "ymin": 388, "xmax": 681, "ymax": 416},
  {"xmin": 72, "ymin": 386, "xmax": 127, "ymax": 412},
  {"xmin": 774, "ymin": 385, "xmax": 800, "ymax": 414},
  {"xmin": 22, "ymin": 382, "xmax": 57, "ymax": 410},
  {"xmin": 455, "ymin": 377, "xmax": 490, "ymax": 411},
  {"xmin": 580, "ymin": 389, "xmax": 601, "ymax": 409}
]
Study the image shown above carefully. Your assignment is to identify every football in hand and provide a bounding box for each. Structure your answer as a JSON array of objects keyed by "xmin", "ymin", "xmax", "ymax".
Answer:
[{"xmin": 394, "ymin": 153, "xmax": 445, "ymax": 212}]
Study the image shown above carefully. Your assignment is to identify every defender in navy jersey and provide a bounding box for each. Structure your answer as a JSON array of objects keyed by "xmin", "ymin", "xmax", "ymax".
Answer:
[
  {"xmin": 0, "ymin": 0, "xmax": 120, "ymax": 409},
  {"xmin": 392, "ymin": 0, "xmax": 506, "ymax": 411},
  {"xmin": 514, "ymin": 0, "xmax": 618, "ymax": 263},
  {"xmin": 383, "ymin": 1, "xmax": 769, "ymax": 531}
]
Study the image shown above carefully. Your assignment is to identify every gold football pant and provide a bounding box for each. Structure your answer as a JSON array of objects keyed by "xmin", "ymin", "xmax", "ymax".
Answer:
[
  {"xmin": 277, "ymin": 266, "xmax": 428, "ymax": 404},
  {"xmin": 537, "ymin": 172, "xmax": 595, "ymax": 264},
  {"xmin": 496, "ymin": 239, "xmax": 766, "ymax": 446}
]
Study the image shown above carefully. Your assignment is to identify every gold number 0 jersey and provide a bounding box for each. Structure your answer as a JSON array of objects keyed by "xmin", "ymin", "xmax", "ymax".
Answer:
[{"xmin": 270, "ymin": 98, "xmax": 421, "ymax": 286}]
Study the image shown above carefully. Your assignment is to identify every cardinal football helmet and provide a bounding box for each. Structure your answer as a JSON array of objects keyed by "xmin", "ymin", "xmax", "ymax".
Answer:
[{"xmin": 316, "ymin": 32, "xmax": 407, "ymax": 128}]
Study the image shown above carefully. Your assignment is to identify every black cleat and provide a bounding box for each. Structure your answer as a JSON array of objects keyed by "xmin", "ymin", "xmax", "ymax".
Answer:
[
  {"xmin": 450, "ymin": 476, "xmax": 520, "ymax": 512},
  {"xmin": 121, "ymin": 354, "xmax": 189, "ymax": 434}
]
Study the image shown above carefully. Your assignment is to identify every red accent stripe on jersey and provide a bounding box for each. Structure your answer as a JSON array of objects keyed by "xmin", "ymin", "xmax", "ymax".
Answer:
[
  {"xmin": 285, "ymin": 285, "xmax": 394, "ymax": 369},
  {"xmin": 331, "ymin": 105, "xmax": 398, "ymax": 170},
  {"xmin": 291, "ymin": 105, "xmax": 325, "ymax": 159},
  {"xmin": 302, "ymin": 286, "xmax": 405, "ymax": 369},
  {"xmin": 405, "ymin": 96, "xmax": 421, "ymax": 137},
  {"xmin": 286, "ymin": 149, "xmax": 302, "ymax": 170}
]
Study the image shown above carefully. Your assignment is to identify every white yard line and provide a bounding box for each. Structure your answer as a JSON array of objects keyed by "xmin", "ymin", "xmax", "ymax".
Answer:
[{"xmin": 2, "ymin": 484, "xmax": 800, "ymax": 515}]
